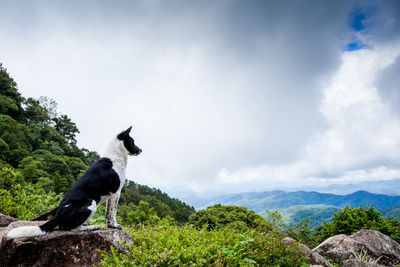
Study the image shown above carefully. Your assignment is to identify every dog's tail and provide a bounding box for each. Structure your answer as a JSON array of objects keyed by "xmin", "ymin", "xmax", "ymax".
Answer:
[{"xmin": 7, "ymin": 219, "xmax": 58, "ymax": 239}]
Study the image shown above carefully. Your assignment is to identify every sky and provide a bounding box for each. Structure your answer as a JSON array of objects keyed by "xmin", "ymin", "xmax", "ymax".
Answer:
[{"xmin": 1, "ymin": 0, "xmax": 400, "ymax": 198}]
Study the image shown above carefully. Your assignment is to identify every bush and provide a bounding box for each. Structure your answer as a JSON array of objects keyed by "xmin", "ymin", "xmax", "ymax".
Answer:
[
  {"xmin": 0, "ymin": 167, "xmax": 24, "ymax": 190},
  {"xmin": 0, "ymin": 183, "xmax": 62, "ymax": 220},
  {"xmin": 189, "ymin": 204, "xmax": 273, "ymax": 231},
  {"xmin": 313, "ymin": 205, "xmax": 400, "ymax": 245},
  {"xmin": 99, "ymin": 224, "xmax": 307, "ymax": 266}
]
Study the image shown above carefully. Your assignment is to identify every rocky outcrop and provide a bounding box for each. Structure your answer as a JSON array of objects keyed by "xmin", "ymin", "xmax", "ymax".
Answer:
[
  {"xmin": 281, "ymin": 237, "xmax": 331, "ymax": 267},
  {"xmin": 0, "ymin": 215, "xmax": 132, "ymax": 267},
  {"xmin": 313, "ymin": 229, "xmax": 400, "ymax": 267},
  {"xmin": 0, "ymin": 214, "xmax": 17, "ymax": 227},
  {"xmin": 342, "ymin": 259, "xmax": 381, "ymax": 267}
]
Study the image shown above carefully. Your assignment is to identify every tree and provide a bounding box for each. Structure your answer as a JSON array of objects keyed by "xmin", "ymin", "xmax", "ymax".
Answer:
[
  {"xmin": 0, "ymin": 167, "xmax": 24, "ymax": 190},
  {"xmin": 189, "ymin": 204, "xmax": 272, "ymax": 231},
  {"xmin": 313, "ymin": 205, "xmax": 400, "ymax": 245},
  {"xmin": 0, "ymin": 115, "xmax": 31, "ymax": 166},
  {"xmin": 18, "ymin": 156, "xmax": 49, "ymax": 184},
  {"xmin": 23, "ymin": 97, "xmax": 51, "ymax": 125},
  {"xmin": 53, "ymin": 114, "xmax": 79, "ymax": 145},
  {"xmin": 0, "ymin": 64, "xmax": 24, "ymax": 120},
  {"xmin": 124, "ymin": 201, "xmax": 160, "ymax": 225}
]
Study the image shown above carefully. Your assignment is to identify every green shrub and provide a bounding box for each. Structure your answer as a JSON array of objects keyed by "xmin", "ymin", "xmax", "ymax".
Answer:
[
  {"xmin": 99, "ymin": 224, "xmax": 307, "ymax": 266},
  {"xmin": 0, "ymin": 183, "xmax": 62, "ymax": 220},
  {"xmin": 313, "ymin": 205, "xmax": 400, "ymax": 245},
  {"xmin": 0, "ymin": 166, "xmax": 24, "ymax": 190},
  {"xmin": 189, "ymin": 204, "xmax": 273, "ymax": 231}
]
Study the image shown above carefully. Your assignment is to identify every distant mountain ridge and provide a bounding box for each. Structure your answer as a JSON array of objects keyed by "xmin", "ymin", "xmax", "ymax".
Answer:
[
  {"xmin": 192, "ymin": 189, "xmax": 400, "ymax": 228},
  {"xmin": 300, "ymin": 179, "xmax": 400, "ymax": 195},
  {"xmin": 199, "ymin": 190, "xmax": 400, "ymax": 212}
]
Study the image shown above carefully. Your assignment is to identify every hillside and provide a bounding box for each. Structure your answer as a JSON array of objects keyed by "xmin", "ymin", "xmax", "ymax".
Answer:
[
  {"xmin": 200, "ymin": 190, "xmax": 400, "ymax": 212},
  {"xmin": 381, "ymin": 204, "xmax": 400, "ymax": 219},
  {"xmin": 272, "ymin": 204, "xmax": 339, "ymax": 228},
  {"xmin": 195, "ymin": 189, "xmax": 400, "ymax": 227}
]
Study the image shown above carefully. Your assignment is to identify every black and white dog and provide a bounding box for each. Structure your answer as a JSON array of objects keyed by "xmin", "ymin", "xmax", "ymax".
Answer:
[{"xmin": 7, "ymin": 126, "xmax": 141, "ymax": 238}]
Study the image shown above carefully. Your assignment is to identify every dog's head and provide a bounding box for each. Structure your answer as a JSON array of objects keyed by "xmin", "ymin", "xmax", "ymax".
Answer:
[{"xmin": 117, "ymin": 126, "xmax": 142, "ymax": 156}]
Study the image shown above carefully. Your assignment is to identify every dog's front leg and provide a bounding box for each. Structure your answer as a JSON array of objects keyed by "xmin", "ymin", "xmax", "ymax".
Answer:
[{"xmin": 106, "ymin": 192, "xmax": 122, "ymax": 229}]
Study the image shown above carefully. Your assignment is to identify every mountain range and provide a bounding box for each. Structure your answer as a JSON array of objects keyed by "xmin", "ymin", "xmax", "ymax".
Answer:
[{"xmin": 186, "ymin": 189, "xmax": 400, "ymax": 228}]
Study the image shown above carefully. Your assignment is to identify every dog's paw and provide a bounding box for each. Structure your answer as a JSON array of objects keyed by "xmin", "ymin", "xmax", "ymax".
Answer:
[
  {"xmin": 107, "ymin": 223, "xmax": 122, "ymax": 230},
  {"xmin": 89, "ymin": 225, "xmax": 101, "ymax": 231}
]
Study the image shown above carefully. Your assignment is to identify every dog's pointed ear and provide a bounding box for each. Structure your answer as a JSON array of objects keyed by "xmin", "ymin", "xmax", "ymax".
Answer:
[
  {"xmin": 125, "ymin": 126, "xmax": 132, "ymax": 135},
  {"xmin": 117, "ymin": 126, "xmax": 132, "ymax": 140}
]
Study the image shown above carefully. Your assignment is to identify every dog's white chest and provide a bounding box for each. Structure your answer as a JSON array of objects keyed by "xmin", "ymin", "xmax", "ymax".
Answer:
[{"xmin": 110, "ymin": 159, "xmax": 126, "ymax": 191}]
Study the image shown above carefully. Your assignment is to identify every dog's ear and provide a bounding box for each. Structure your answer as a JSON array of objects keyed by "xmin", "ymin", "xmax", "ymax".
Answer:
[
  {"xmin": 125, "ymin": 126, "xmax": 132, "ymax": 135},
  {"xmin": 117, "ymin": 126, "xmax": 132, "ymax": 140}
]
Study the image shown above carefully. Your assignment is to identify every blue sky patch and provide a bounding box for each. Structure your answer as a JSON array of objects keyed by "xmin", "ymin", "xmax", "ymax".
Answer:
[
  {"xmin": 350, "ymin": 12, "xmax": 366, "ymax": 32},
  {"xmin": 344, "ymin": 9, "xmax": 372, "ymax": 51},
  {"xmin": 345, "ymin": 42, "xmax": 370, "ymax": 51}
]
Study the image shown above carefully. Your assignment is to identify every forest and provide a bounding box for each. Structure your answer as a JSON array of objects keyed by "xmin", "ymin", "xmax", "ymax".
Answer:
[{"xmin": 2, "ymin": 63, "xmax": 400, "ymax": 266}]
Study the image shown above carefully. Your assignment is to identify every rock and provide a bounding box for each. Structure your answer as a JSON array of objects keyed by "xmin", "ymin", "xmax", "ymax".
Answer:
[
  {"xmin": 313, "ymin": 229, "xmax": 400, "ymax": 267},
  {"xmin": 0, "ymin": 218, "xmax": 132, "ymax": 267},
  {"xmin": 281, "ymin": 237, "xmax": 331, "ymax": 267},
  {"xmin": 0, "ymin": 214, "xmax": 18, "ymax": 227},
  {"xmin": 342, "ymin": 259, "xmax": 381, "ymax": 267}
]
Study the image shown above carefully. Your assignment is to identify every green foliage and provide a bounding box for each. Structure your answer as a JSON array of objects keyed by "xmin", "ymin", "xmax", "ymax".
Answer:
[
  {"xmin": 275, "ymin": 204, "xmax": 338, "ymax": 228},
  {"xmin": 120, "ymin": 180, "xmax": 195, "ymax": 223},
  {"xmin": 221, "ymin": 234, "xmax": 257, "ymax": 265},
  {"xmin": 264, "ymin": 209, "xmax": 286, "ymax": 230},
  {"xmin": 124, "ymin": 201, "xmax": 160, "ymax": 225},
  {"xmin": 0, "ymin": 63, "xmax": 24, "ymax": 120},
  {"xmin": 0, "ymin": 183, "xmax": 62, "ymax": 220},
  {"xmin": 53, "ymin": 114, "xmax": 79, "ymax": 145},
  {"xmin": 0, "ymin": 167, "xmax": 24, "ymax": 190},
  {"xmin": 189, "ymin": 204, "xmax": 273, "ymax": 231},
  {"xmin": 313, "ymin": 205, "xmax": 400, "ymax": 245},
  {"xmin": 99, "ymin": 224, "xmax": 307, "ymax": 266},
  {"xmin": 89, "ymin": 205, "xmax": 107, "ymax": 226},
  {"xmin": 264, "ymin": 209, "xmax": 316, "ymax": 248},
  {"xmin": 351, "ymin": 249, "xmax": 382, "ymax": 264}
]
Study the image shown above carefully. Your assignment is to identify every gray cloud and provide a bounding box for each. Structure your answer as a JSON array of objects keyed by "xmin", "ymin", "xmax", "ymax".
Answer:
[{"xmin": 376, "ymin": 56, "xmax": 400, "ymax": 116}]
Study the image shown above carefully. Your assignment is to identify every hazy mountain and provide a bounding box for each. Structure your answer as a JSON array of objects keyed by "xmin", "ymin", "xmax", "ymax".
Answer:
[
  {"xmin": 196, "ymin": 190, "xmax": 400, "ymax": 212},
  {"xmin": 270, "ymin": 204, "xmax": 339, "ymax": 228},
  {"xmin": 380, "ymin": 204, "xmax": 400, "ymax": 219},
  {"xmin": 299, "ymin": 179, "xmax": 400, "ymax": 195},
  {"xmin": 189, "ymin": 190, "xmax": 400, "ymax": 228}
]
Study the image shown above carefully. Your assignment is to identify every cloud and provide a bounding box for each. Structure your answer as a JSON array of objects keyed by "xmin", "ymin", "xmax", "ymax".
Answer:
[
  {"xmin": 1, "ymin": 1, "xmax": 400, "ymax": 196},
  {"xmin": 218, "ymin": 41, "xmax": 400, "ymax": 192}
]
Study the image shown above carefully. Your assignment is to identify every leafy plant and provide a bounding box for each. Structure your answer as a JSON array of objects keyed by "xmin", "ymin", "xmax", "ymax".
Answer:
[
  {"xmin": 0, "ymin": 183, "xmax": 62, "ymax": 220},
  {"xmin": 221, "ymin": 234, "xmax": 257, "ymax": 265},
  {"xmin": 99, "ymin": 224, "xmax": 307, "ymax": 266},
  {"xmin": 351, "ymin": 249, "xmax": 382, "ymax": 264},
  {"xmin": 189, "ymin": 204, "xmax": 273, "ymax": 231}
]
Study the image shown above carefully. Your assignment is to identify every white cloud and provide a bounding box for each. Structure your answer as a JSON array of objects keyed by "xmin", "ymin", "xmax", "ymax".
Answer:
[{"xmin": 217, "ymin": 42, "xmax": 400, "ymax": 191}]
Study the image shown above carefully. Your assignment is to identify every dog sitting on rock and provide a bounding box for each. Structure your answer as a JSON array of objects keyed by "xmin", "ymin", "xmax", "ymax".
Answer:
[{"xmin": 7, "ymin": 126, "xmax": 142, "ymax": 238}]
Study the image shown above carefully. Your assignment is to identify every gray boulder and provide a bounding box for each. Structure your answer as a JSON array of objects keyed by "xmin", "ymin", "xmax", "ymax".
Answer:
[
  {"xmin": 313, "ymin": 229, "xmax": 400, "ymax": 267},
  {"xmin": 342, "ymin": 259, "xmax": 381, "ymax": 267},
  {"xmin": 0, "ymin": 215, "xmax": 132, "ymax": 267},
  {"xmin": 281, "ymin": 237, "xmax": 331, "ymax": 267},
  {"xmin": 0, "ymin": 214, "xmax": 18, "ymax": 227}
]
